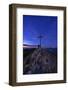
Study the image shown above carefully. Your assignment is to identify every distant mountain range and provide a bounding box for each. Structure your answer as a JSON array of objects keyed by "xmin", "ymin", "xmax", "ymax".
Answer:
[
  {"xmin": 23, "ymin": 44, "xmax": 38, "ymax": 48},
  {"xmin": 23, "ymin": 44, "xmax": 57, "ymax": 49}
]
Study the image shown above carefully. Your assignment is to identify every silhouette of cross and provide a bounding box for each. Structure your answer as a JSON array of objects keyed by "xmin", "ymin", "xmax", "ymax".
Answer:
[{"xmin": 37, "ymin": 35, "xmax": 44, "ymax": 48}]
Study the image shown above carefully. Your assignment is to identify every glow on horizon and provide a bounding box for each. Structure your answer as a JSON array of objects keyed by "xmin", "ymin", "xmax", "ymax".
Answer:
[{"xmin": 23, "ymin": 39, "xmax": 39, "ymax": 45}]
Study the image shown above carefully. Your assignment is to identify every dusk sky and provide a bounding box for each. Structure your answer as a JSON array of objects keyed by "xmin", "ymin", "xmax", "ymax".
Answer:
[{"xmin": 23, "ymin": 15, "xmax": 57, "ymax": 48}]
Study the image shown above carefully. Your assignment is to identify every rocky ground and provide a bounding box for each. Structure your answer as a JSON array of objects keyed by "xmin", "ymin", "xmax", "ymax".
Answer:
[{"xmin": 23, "ymin": 48, "xmax": 57, "ymax": 74}]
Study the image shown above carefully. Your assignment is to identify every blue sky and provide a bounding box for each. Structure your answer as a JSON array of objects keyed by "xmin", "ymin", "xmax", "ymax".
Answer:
[{"xmin": 23, "ymin": 15, "xmax": 57, "ymax": 48}]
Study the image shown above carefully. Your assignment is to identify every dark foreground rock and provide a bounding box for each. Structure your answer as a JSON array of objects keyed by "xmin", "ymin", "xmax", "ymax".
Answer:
[{"xmin": 23, "ymin": 48, "xmax": 57, "ymax": 74}]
